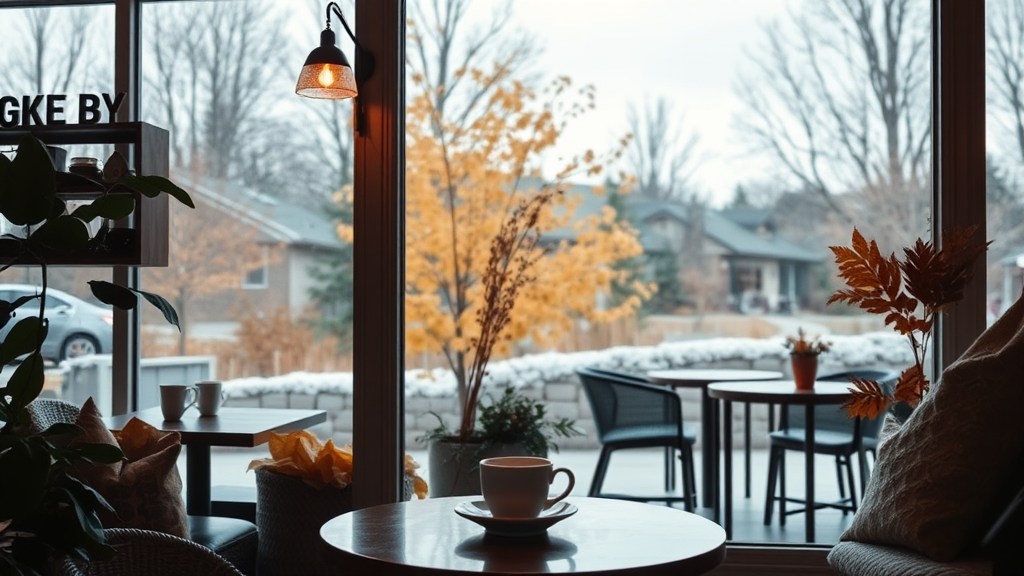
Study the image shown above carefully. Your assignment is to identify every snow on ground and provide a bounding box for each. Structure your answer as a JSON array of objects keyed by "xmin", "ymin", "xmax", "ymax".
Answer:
[{"xmin": 223, "ymin": 332, "xmax": 914, "ymax": 398}]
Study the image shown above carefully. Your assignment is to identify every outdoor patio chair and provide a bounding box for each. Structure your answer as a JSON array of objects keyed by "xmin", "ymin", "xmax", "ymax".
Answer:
[
  {"xmin": 575, "ymin": 367, "xmax": 698, "ymax": 511},
  {"xmin": 578, "ymin": 368, "xmax": 681, "ymax": 493},
  {"xmin": 763, "ymin": 369, "xmax": 899, "ymax": 526}
]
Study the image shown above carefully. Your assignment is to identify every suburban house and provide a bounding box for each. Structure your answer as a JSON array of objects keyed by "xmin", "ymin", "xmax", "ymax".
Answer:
[
  {"xmin": 548, "ymin": 181, "xmax": 824, "ymax": 314},
  {"xmin": 170, "ymin": 174, "xmax": 344, "ymax": 324}
]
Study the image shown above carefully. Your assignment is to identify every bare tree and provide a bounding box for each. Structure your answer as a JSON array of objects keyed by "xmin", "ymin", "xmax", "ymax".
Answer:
[
  {"xmin": 6, "ymin": 8, "xmax": 100, "ymax": 95},
  {"xmin": 736, "ymin": 0, "xmax": 931, "ymax": 248},
  {"xmin": 988, "ymin": 0, "xmax": 1024, "ymax": 172},
  {"xmin": 143, "ymin": 0, "xmax": 289, "ymax": 181},
  {"xmin": 407, "ymin": 0, "xmax": 536, "ymax": 131},
  {"xmin": 626, "ymin": 98, "xmax": 700, "ymax": 200}
]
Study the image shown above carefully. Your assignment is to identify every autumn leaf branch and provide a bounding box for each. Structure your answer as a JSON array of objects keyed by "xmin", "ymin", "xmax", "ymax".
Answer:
[{"xmin": 827, "ymin": 226, "xmax": 988, "ymax": 419}]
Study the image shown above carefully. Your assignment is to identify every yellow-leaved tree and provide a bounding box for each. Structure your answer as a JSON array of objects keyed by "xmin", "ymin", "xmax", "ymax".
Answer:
[{"xmin": 404, "ymin": 62, "xmax": 653, "ymax": 411}]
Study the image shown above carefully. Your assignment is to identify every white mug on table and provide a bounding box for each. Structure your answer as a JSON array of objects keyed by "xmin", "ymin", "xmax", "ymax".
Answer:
[
  {"xmin": 479, "ymin": 456, "xmax": 575, "ymax": 518},
  {"xmin": 196, "ymin": 380, "xmax": 227, "ymax": 417},
  {"xmin": 160, "ymin": 383, "xmax": 197, "ymax": 421}
]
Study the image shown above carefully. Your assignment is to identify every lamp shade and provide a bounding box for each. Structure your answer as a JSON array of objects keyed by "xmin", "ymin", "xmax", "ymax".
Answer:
[{"xmin": 296, "ymin": 29, "xmax": 357, "ymax": 99}]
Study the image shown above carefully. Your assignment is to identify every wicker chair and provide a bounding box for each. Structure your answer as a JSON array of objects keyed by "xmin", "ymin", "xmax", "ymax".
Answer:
[
  {"xmin": 26, "ymin": 399, "xmax": 257, "ymax": 576},
  {"xmin": 47, "ymin": 528, "xmax": 244, "ymax": 576},
  {"xmin": 27, "ymin": 397, "xmax": 83, "ymax": 433}
]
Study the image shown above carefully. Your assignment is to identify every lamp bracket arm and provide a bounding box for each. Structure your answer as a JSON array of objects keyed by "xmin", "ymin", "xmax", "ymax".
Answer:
[
  {"xmin": 325, "ymin": 1, "xmax": 375, "ymax": 83},
  {"xmin": 326, "ymin": 2, "xmax": 361, "ymax": 51}
]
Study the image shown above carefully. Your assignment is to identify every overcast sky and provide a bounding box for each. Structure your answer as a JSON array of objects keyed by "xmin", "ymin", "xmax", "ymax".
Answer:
[{"xmin": 500, "ymin": 0, "xmax": 798, "ymax": 206}]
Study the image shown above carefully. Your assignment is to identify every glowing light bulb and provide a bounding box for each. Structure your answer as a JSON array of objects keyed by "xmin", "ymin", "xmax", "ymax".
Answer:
[{"xmin": 318, "ymin": 65, "xmax": 334, "ymax": 88}]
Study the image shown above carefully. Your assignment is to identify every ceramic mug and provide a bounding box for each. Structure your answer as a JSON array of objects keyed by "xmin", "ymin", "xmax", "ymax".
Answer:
[
  {"xmin": 196, "ymin": 380, "xmax": 227, "ymax": 417},
  {"xmin": 479, "ymin": 456, "xmax": 575, "ymax": 519},
  {"xmin": 160, "ymin": 384, "xmax": 198, "ymax": 422}
]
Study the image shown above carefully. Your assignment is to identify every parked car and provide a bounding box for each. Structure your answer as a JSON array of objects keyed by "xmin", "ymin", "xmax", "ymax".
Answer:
[{"xmin": 0, "ymin": 284, "xmax": 113, "ymax": 361}]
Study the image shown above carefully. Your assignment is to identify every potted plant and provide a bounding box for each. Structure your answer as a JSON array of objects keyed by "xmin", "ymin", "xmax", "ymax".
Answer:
[
  {"xmin": 422, "ymin": 190, "xmax": 581, "ymax": 497},
  {"xmin": 828, "ymin": 227, "xmax": 988, "ymax": 419},
  {"xmin": 784, "ymin": 327, "xmax": 830, "ymax": 391},
  {"xmin": 0, "ymin": 134, "xmax": 191, "ymax": 574},
  {"xmin": 424, "ymin": 387, "xmax": 580, "ymax": 496}
]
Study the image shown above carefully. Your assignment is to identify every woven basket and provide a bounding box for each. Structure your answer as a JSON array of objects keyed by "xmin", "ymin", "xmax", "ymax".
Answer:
[
  {"xmin": 254, "ymin": 469, "xmax": 353, "ymax": 576},
  {"xmin": 255, "ymin": 469, "xmax": 414, "ymax": 576}
]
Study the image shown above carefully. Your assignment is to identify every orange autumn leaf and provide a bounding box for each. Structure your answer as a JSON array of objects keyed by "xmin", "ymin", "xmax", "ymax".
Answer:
[
  {"xmin": 840, "ymin": 376, "xmax": 890, "ymax": 420},
  {"xmin": 829, "ymin": 226, "xmax": 988, "ymax": 417},
  {"xmin": 892, "ymin": 365, "xmax": 927, "ymax": 406}
]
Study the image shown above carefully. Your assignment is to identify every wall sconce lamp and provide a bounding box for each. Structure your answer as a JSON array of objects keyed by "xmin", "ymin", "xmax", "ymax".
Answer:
[{"xmin": 296, "ymin": 2, "xmax": 375, "ymax": 131}]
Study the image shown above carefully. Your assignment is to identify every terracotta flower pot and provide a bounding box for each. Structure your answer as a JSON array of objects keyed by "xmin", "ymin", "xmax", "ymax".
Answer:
[{"xmin": 791, "ymin": 354, "xmax": 819, "ymax": 391}]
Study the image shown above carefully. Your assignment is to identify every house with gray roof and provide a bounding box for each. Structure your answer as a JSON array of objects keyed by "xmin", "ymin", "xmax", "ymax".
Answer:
[
  {"xmin": 170, "ymin": 174, "xmax": 344, "ymax": 323},
  {"xmin": 537, "ymin": 179, "xmax": 824, "ymax": 313}
]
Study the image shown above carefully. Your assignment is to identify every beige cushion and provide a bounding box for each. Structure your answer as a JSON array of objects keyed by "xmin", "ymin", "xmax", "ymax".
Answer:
[
  {"xmin": 71, "ymin": 399, "xmax": 189, "ymax": 538},
  {"xmin": 841, "ymin": 294, "xmax": 1024, "ymax": 561}
]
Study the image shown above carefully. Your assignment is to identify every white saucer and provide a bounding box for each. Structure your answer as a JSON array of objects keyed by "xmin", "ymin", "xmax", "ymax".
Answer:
[{"xmin": 454, "ymin": 500, "xmax": 578, "ymax": 537}]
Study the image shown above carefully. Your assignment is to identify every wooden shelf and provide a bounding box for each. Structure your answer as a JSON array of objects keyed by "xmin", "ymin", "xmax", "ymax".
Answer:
[{"xmin": 0, "ymin": 122, "xmax": 170, "ymax": 267}]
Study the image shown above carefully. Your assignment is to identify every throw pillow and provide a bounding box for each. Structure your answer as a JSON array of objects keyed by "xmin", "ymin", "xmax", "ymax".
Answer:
[
  {"xmin": 71, "ymin": 399, "xmax": 189, "ymax": 538},
  {"xmin": 841, "ymin": 293, "xmax": 1024, "ymax": 561}
]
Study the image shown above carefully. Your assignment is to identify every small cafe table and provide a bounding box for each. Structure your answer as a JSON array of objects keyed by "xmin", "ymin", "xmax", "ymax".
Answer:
[
  {"xmin": 320, "ymin": 497, "xmax": 726, "ymax": 575},
  {"xmin": 707, "ymin": 381, "xmax": 851, "ymax": 542},
  {"xmin": 104, "ymin": 406, "xmax": 326, "ymax": 516},
  {"xmin": 646, "ymin": 369, "xmax": 782, "ymax": 510}
]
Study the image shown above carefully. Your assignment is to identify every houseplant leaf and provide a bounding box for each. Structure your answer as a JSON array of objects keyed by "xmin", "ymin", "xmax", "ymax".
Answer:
[
  {"xmin": 116, "ymin": 174, "xmax": 195, "ymax": 208},
  {"xmin": 133, "ymin": 289, "xmax": 180, "ymax": 329},
  {"xmin": 0, "ymin": 293, "xmax": 39, "ymax": 332},
  {"xmin": 87, "ymin": 280, "xmax": 138, "ymax": 310},
  {"xmin": 5, "ymin": 352, "xmax": 45, "ymax": 411},
  {"xmin": 0, "ymin": 317, "xmax": 47, "ymax": 366},
  {"xmin": 72, "ymin": 195, "xmax": 136, "ymax": 222},
  {"xmin": 0, "ymin": 440, "xmax": 50, "ymax": 521},
  {"xmin": 29, "ymin": 215, "xmax": 91, "ymax": 253},
  {"xmin": 1, "ymin": 134, "xmax": 56, "ymax": 226}
]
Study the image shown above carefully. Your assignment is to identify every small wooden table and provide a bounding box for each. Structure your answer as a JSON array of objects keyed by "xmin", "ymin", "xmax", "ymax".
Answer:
[
  {"xmin": 707, "ymin": 381, "xmax": 851, "ymax": 543},
  {"xmin": 104, "ymin": 407, "xmax": 326, "ymax": 516},
  {"xmin": 320, "ymin": 497, "xmax": 726, "ymax": 575},
  {"xmin": 646, "ymin": 369, "xmax": 782, "ymax": 510}
]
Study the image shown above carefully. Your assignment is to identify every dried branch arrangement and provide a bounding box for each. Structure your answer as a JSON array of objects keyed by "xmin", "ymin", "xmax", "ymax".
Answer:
[
  {"xmin": 828, "ymin": 227, "xmax": 989, "ymax": 419},
  {"xmin": 457, "ymin": 190, "xmax": 557, "ymax": 441}
]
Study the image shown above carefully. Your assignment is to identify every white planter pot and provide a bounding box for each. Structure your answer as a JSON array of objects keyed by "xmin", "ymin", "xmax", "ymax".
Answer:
[{"xmin": 427, "ymin": 440, "xmax": 535, "ymax": 498}]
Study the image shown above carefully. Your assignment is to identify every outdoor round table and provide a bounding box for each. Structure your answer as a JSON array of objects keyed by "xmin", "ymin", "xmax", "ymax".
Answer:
[
  {"xmin": 646, "ymin": 369, "xmax": 782, "ymax": 513},
  {"xmin": 320, "ymin": 496, "xmax": 726, "ymax": 575},
  {"xmin": 707, "ymin": 381, "xmax": 852, "ymax": 543}
]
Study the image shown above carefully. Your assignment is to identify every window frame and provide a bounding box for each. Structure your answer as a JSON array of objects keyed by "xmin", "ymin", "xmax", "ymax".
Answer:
[
  {"xmin": 6, "ymin": 0, "xmax": 987, "ymax": 560},
  {"xmin": 241, "ymin": 247, "xmax": 270, "ymax": 290}
]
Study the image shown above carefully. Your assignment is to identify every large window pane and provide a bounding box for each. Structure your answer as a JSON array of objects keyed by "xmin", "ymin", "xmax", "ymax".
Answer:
[
  {"xmin": 986, "ymin": 0, "xmax": 1024, "ymax": 324},
  {"xmin": 403, "ymin": 0, "xmax": 932, "ymax": 545},
  {"xmin": 139, "ymin": 0, "xmax": 355, "ymax": 491},
  {"xmin": 0, "ymin": 4, "xmax": 119, "ymax": 413}
]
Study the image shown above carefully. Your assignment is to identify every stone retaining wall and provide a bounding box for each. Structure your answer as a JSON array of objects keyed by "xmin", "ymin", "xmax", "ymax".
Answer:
[{"xmin": 224, "ymin": 354, "xmax": 906, "ymax": 452}]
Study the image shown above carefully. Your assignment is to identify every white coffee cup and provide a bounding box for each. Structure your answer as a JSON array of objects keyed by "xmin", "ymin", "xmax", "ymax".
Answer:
[
  {"xmin": 196, "ymin": 380, "xmax": 226, "ymax": 417},
  {"xmin": 160, "ymin": 384, "xmax": 198, "ymax": 422},
  {"xmin": 479, "ymin": 456, "xmax": 575, "ymax": 519}
]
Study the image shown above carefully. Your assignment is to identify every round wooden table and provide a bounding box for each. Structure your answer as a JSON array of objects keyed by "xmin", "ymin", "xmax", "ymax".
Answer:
[
  {"xmin": 646, "ymin": 369, "xmax": 782, "ymax": 511},
  {"xmin": 320, "ymin": 497, "xmax": 726, "ymax": 575},
  {"xmin": 707, "ymin": 381, "xmax": 852, "ymax": 543}
]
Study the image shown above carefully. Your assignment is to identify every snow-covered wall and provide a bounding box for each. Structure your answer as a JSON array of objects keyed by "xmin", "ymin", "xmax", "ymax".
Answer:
[{"xmin": 222, "ymin": 333, "xmax": 914, "ymax": 450}]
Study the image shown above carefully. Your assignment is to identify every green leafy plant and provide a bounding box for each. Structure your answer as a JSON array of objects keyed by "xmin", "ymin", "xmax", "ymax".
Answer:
[
  {"xmin": 421, "ymin": 387, "xmax": 582, "ymax": 458},
  {"xmin": 0, "ymin": 134, "xmax": 191, "ymax": 575}
]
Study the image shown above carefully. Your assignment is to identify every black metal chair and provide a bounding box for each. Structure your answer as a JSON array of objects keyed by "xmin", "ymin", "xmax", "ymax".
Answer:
[
  {"xmin": 763, "ymin": 369, "xmax": 899, "ymax": 526},
  {"xmin": 575, "ymin": 367, "xmax": 698, "ymax": 511}
]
